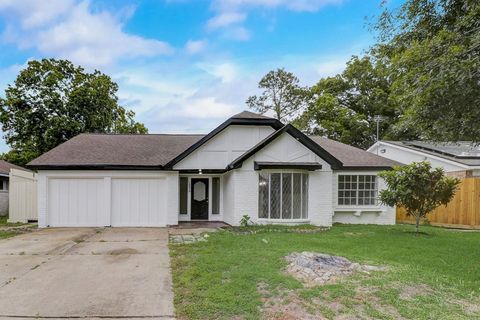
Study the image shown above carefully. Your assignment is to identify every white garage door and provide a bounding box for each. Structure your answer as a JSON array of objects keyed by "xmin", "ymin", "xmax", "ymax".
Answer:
[
  {"xmin": 111, "ymin": 178, "xmax": 166, "ymax": 227},
  {"xmin": 48, "ymin": 178, "xmax": 108, "ymax": 227}
]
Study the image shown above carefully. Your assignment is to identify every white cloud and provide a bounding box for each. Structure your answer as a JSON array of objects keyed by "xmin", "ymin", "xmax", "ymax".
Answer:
[
  {"xmin": 0, "ymin": 0, "xmax": 75, "ymax": 28},
  {"xmin": 0, "ymin": 0, "xmax": 173, "ymax": 67},
  {"xmin": 206, "ymin": 0, "xmax": 342, "ymax": 40},
  {"xmin": 223, "ymin": 26, "xmax": 251, "ymax": 41},
  {"xmin": 185, "ymin": 39, "xmax": 208, "ymax": 54},
  {"xmin": 206, "ymin": 11, "xmax": 246, "ymax": 30},
  {"xmin": 181, "ymin": 97, "xmax": 235, "ymax": 119},
  {"xmin": 212, "ymin": 0, "xmax": 343, "ymax": 12},
  {"xmin": 316, "ymin": 59, "xmax": 347, "ymax": 77},
  {"xmin": 197, "ymin": 62, "xmax": 238, "ymax": 83}
]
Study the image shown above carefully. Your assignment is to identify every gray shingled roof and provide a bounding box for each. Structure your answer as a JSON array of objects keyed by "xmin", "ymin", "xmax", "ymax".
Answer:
[
  {"xmin": 27, "ymin": 110, "xmax": 399, "ymax": 169},
  {"xmin": 309, "ymin": 136, "xmax": 402, "ymax": 168},
  {"xmin": 28, "ymin": 134, "xmax": 204, "ymax": 168},
  {"xmin": 28, "ymin": 133, "xmax": 399, "ymax": 169},
  {"xmin": 231, "ymin": 110, "xmax": 274, "ymax": 120},
  {"xmin": 0, "ymin": 160, "xmax": 28, "ymax": 175},
  {"xmin": 382, "ymin": 141, "xmax": 480, "ymax": 166}
]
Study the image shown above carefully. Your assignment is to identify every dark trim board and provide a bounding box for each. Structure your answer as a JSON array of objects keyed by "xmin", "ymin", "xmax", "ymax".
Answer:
[
  {"xmin": 254, "ymin": 162, "xmax": 322, "ymax": 171},
  {"xmin": 178, "ymin": 169, "xmax": 227, "ymax": 174},
  {"xmin": 335, "ymin": 166, "xmax": 396, "ymax": 171},
  {"xmin": 165, "ymin": 117, "xmax": 283, "ymax": 169},
  {"xmin": 27, "ymin": 164, "xmax": 165, "ymax": 170}
]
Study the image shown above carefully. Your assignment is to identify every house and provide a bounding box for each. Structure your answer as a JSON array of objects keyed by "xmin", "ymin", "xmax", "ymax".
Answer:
[
  {"xmin": 368, "ymin": 141, "xmax": 480, "ymax": 178},
  {"xmin": 0, "ymin": 160, "xmax": 30, "ymax": 216},
  {"xmin": 27, "ymin": 111, "xmax": 400, "ymax": 227}
]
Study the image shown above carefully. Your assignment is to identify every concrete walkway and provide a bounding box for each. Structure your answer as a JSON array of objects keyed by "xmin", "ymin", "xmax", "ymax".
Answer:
[{"xmin": 0, "ymin": 228, "xmax": 175, "ymax": 319}]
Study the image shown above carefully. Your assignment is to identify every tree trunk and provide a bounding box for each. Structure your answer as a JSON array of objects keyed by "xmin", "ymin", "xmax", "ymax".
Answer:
[
  {"xmin": 415, "ymin": 215, "xmax": 420, "ymax": 235},
  {"xmin": 275, "ymin": 106, "xmax": 281, "ymax": 120}
]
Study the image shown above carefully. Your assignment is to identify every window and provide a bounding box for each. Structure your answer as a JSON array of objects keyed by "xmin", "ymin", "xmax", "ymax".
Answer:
[
  {"xmin": 258, "ymin": 172, "xmax": 309, "ymax": 219},
  {"xmin": 338, "ymin": 175, "xmax": 377, "ymax": 206},
  {"xmin": 212, "ymin": 177, "xmax": 220, "ymax": 214},
  {"xmin": 0, "ymin": 180, "xmax": 7, "ymax": 191},
  {"xmin": 179, "ymin": 177, "xmax": 188, "ymax": 214}
]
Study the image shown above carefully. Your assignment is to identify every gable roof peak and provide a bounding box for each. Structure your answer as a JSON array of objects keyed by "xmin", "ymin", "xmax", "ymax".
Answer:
[{"xmin": 231, "ymin": 110, "xmax": 275, "ymax": 120}]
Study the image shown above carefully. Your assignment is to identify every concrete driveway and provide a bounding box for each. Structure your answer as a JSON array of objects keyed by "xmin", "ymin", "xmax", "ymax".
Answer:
[{"xmin": 0, "ymin": 228, "xmax": 174, "ymax": 319}]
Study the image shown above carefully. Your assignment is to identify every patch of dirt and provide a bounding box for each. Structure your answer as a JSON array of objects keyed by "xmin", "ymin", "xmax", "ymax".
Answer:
[
  {"xmin": 285, "ymin": 252, "xmax": 387, "ymax": 286},
  {"xmin": 354, "ymin": 286, "xmax": 406, "ymax": 320},
  {"xmin": 0, "ymin": 224, "xmax": 37, "ymax": 235},
  {"xmin": 399, "ymin": 284, "xmax": 433, "ymax": 300},
  {"xmin": 108, "ymin": 248, "xmax": 139, "ymax": 255},
  {"xmin": 451, "ymin": 298, "xmax": 480, "ymax": 316},
  {"xmin": 258, "ymin": 281, "xmax": 409, "ymax": 320},
  {"xmin": 258, "ymin": 283, "xmax": 326, "ymax": 320}
]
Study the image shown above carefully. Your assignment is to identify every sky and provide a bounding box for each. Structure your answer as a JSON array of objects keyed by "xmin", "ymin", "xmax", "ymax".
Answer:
[{"xmin": 0, "ymin": 0, "xmax": 402, "ymax": 152}]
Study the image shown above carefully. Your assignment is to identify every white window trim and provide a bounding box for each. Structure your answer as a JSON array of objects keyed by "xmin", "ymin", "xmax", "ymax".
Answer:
[
  {"xmin": 337, "ymin": 174, "xmax": 378, "ymax": 207},
  {"xmin": 259, "ymin": 171, "xmax": 309, "ymax": 220}
]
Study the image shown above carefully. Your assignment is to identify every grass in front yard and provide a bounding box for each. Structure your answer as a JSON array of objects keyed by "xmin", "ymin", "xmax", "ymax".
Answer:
[
  {"xmin": 170, "ymin": 224, "xmax": 480, "ymax": 319},
  {"xmin": 0, "ymin": 216, "xmax": 26, "ymax": 226},
  {"xmin": 0, "ymin": 216, "xmax": 35, "ymax": 239}
]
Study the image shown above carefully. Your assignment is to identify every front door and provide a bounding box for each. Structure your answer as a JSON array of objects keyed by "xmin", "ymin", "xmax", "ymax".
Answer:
[{"xmin": 191, "ymin": 178, "xmax": 209, "ymax": 220}]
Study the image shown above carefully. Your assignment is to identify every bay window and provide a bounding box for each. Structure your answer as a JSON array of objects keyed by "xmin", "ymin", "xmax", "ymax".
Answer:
[{"xmin": 258, "ymin": 172, "xmax": 309, "ymax": 219}]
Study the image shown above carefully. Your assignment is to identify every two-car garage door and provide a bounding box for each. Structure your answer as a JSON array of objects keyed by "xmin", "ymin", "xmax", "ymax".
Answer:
[{"xmin": 47, "ymin": 177, "xmax": 167, "ymax": 227}]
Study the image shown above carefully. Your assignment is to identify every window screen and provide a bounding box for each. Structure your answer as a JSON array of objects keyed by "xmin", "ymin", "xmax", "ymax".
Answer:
[
  {"xmin": 258, "ymin": 172, "xmax": 309, "ymax": 220},
  {"xmin": 179, "ymin": 177, "xmax": 188, "ymax": 214},
  {"xmin": 212, "ymin": 177, "xmax": 220, "ymax": 214},
  {"xmin": 338, "ymin": 175, "xmax": 377, "ymax": 206}
]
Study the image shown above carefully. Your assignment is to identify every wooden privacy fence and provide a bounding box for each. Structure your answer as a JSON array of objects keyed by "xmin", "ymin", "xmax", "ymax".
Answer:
[
  {"xmin": 8, "ymin": 168, "xmax": 37, "ymax": 223},
  {"xmin": 396, "ymin": 177, "xmax": 480, "ymax": 229}
]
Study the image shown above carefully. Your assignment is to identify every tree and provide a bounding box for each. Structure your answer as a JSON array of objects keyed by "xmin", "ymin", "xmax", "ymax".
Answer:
[
  {"xmin": 0, "ymin": 59, "xmax": 147, "ymax": 166},
  {"xmin": 379, "ymin": 161, "xmax": 459, "ymax": 234},
  {"xmin": 246, "ymin": 68, "xmax": 308, "ymax": 121},
  {"xmin": 373, "ymin": 0, "xmax": 480, "ymax": 143},
  {"xmin": 294, "ymin": 56, "xmax": 414, "ymax": 149},
  {"xmin": 294, "ymin": 93, "xmax": 372, "ymax": 148}
]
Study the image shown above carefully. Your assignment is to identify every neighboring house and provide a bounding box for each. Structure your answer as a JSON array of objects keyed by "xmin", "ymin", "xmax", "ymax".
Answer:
[
  {"xmin": 368, "ymin": 141, "xmax": 480, "ymax": 178},
  {"xmin": 0, "ymin": 160, "xmax": 30, "ymax": 216},
  {"xmin": 28, "ymin": 111, "xmax": 400, "ymax": 228}
]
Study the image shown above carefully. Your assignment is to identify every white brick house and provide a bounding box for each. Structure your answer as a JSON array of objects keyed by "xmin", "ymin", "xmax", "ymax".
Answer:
[{"xmin": 28, "ymin": 111, "xmax": 399, "ymax": 227}]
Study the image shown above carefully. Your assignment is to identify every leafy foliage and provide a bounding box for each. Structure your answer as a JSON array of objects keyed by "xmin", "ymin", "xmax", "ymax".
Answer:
[
  {"xmin": 294, "ymin": 56, "xmax": 414, "ymax": 149},
  {"xmin": 239, "ymin": 214, "xmax": 252, "ymax": 227},
  {"xmin": 246, "ymin": 68, "xmax": 308, "ymax": 121},
  {"xmin": 292, "ymin": 0, "xmax": 480, "ymax": 147},
  {"xmin": 379, "ymin": 161, "xmax": 459, "ymax": 234},
  {"xmin": 373, "ymin": 0, "xmax": 480, "ymax": 143},
  {"xmin": 0, "ymin": 59, "xmax": 147, "ymax": 165}
]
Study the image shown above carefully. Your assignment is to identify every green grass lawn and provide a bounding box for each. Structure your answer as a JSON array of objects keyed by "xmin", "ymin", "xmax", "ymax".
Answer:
[
  {"xmin": 170, "ymin": 224, "xmax": 480, "ymax": 320},
  {"xmin": 0, "ymin": 216, "xmax": 31, "ymax": 239}
]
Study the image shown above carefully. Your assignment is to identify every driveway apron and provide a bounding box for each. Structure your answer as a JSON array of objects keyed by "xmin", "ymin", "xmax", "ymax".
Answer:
[{"xmin": 0, "ymin": 227, "xmax": 175, "ymax": 319}]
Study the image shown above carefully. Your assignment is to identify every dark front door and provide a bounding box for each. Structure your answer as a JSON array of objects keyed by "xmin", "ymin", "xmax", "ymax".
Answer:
[{"xmin": 191, "ymin": 178, "xmax": 209, "ymax": 220}]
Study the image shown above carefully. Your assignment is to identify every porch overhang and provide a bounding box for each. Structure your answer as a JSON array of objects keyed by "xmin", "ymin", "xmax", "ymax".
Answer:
[
  {"xmin": 177, "ymin": 169, "xmax": 227, "ymax": 174},
  {"xmin": 254, "ymin": 161, "xmax": 323, "ymax": 171}
]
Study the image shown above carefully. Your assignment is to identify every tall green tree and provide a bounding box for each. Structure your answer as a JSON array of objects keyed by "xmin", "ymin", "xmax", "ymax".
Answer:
[
  {"xmin": 246, "ymin": 68, "xmax": 308, "ymax": 121},
  {"xmin": 0, "ymin": 59, "xmax": 147, "ymax": 166},
  {"xmin": 379, "ymin": 161, "xmax": 459, "ymax": 235},
  {"xmin": 374, "ymin": 0, "xmax": 480, "ymax": 143},
  {"xmin": 294, "ymin": 56, "xmax": 414, "ymax": 149}
]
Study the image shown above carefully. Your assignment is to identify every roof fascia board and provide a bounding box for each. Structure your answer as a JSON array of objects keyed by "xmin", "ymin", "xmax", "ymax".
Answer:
[
  {"xmin": 254, "ymin": 161, "xmax": 322, "ymax": 171},
  {"xmin": 165, "ymin": 117, "xmax": 283, "ymax": 169},
  {"xmin": 375, "ymin": 141, "xmax": 470, "ymax": 169},
  {"xmin": 28, "ymin": 165, "xmax": 164, "ymax": 171},
  {"xmin": 334, "ymin": 166, "xmax": 395, "ymax": 171}
]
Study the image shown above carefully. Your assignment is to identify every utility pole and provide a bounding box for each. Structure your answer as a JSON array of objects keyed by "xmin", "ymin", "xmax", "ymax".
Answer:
[
  {"xmin": 373, "ymin": 115, "xmax": 386, "ymax": 155},
  {"xmin": 374, "ymin": 115, "xmax": 385, "ymax": 142}
]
